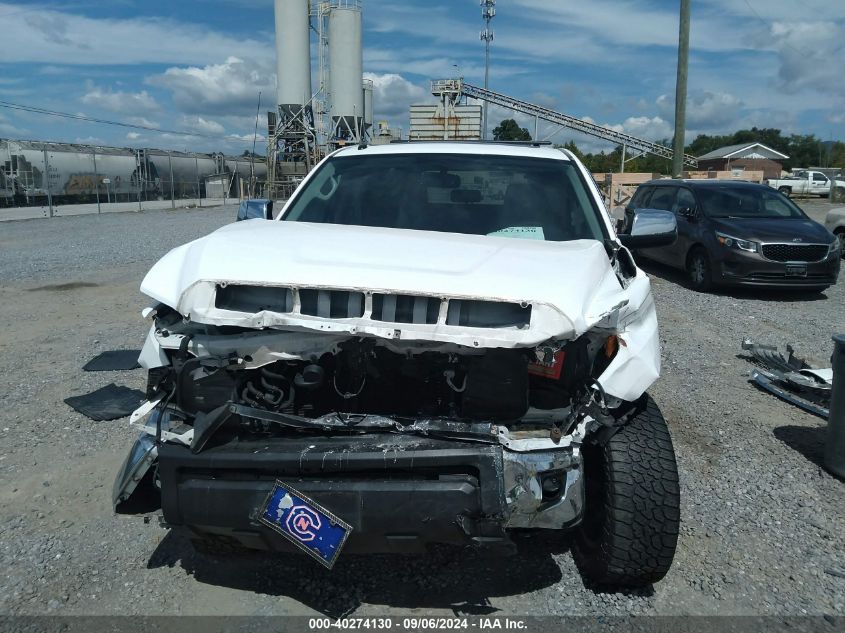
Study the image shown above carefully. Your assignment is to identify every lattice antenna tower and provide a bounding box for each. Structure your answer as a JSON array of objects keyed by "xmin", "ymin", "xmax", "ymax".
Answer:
[{"xmin": 480, "ymin": 1, "xmax": 496, "ymax": 139}]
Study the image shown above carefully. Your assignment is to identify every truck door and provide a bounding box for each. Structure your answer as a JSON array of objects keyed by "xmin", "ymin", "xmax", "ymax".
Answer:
[{"xmin": 811, "ymin": 172, "xmax": 829, "ymax": 196}]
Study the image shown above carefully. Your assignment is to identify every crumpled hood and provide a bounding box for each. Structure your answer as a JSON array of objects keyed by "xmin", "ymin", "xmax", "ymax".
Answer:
[{"xmin": 141, "ymin": 220, "xmax": 635, "ymax": 346}]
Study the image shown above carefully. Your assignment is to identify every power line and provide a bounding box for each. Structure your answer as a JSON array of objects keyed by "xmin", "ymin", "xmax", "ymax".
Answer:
[
  {"xmin": 0, "ymin": 99, "xmax": 244, "ymax": 141},
  {"xmin": 742, "ymin": 0, "xmax": 815, "ymax": 58}
]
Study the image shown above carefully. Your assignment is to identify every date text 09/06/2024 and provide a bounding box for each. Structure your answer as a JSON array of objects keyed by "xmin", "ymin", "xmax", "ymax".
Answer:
[{"xmin": 308, "ymin": 618, "xmax": 528, "ymax": 630}]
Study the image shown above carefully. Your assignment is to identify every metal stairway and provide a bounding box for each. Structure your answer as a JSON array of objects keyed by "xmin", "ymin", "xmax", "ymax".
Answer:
[{"xmin": 444, "ymin": 80, "xmax": 698, "ymax": 167}]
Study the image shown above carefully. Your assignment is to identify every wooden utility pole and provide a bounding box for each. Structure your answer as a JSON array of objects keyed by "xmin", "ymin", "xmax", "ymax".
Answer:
[{"xmin": 672, "ymin": 0, "xmax": 691, "ymax": 178}]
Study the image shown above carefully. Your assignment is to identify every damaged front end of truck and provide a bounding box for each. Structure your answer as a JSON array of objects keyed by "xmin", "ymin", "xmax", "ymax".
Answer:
[{"xmin": 114, "ymin": 219, "xmax": 662, "ymax": 559}]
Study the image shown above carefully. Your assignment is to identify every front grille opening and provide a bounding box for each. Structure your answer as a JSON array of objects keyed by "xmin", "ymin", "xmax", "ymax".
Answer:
[
  {"xmin": 299, "ymin": 289, "xmax": 365, "ymax": 318},
  {"xmin": 372, "ymin": 294, "xmax": 440, "ymax": 324},
  {"xmin": 762, "ymin": 244, "xmax": 828, "ymax": 262},
  {"xmin": 446, "ymin": 300, "xmax": 531, "ymax": 328},
  {"xmin": 215, "ymin": 285, "xmax": 294, "ymax": 313},
  {"xmin": 215, "ymin": 286, "xmax": 531, "ymax": 329}
]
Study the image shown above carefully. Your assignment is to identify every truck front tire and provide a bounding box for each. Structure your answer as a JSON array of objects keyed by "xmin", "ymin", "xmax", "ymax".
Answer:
[{"xmin": 573, "ymin": 396, "xmax": 680, "ymax": 588}]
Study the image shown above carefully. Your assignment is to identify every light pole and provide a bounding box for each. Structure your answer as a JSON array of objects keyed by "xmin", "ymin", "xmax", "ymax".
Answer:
[
  {"xmin": 672, "ymin": 0, "xmax": 691, "ymax": 178},
  {"xmin": 481, "ymin": 0, "xmax": 496, "ymax": 140}
]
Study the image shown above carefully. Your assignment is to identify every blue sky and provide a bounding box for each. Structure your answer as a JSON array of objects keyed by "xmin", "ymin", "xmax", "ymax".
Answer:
[{"xmin": 0, "ymin": 0, "xmax": 843, "ymax": 155}]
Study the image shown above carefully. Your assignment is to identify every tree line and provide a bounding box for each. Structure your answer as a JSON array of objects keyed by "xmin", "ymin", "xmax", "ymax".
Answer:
[{"xmin": 492, "ymin": 119, "xmax": 845, "ymax": 174}]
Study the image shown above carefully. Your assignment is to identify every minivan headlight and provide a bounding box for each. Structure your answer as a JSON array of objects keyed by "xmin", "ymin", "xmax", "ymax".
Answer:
[
  {"xmin": 716, "ymin": 232, "xmax": 758, "ymax": 253},
  {"xmin": 830, "ymin": 241, "xmax": 842, "ymax": 257}
]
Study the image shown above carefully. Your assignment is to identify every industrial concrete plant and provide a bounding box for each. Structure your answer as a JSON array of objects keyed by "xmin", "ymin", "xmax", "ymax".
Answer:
[{"xmin": 267, "ymin": 0, "xmax": 370, "ymax": 198}]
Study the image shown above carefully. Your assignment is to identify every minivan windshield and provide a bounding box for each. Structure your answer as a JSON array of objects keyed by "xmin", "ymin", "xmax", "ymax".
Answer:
[
  {"xmin": 697, "ymin": 186, "xmax": 805, "ymax": 219},
  {"xmin": 281, "ymin": 153, "xmax": 607, "ymax": 242}
]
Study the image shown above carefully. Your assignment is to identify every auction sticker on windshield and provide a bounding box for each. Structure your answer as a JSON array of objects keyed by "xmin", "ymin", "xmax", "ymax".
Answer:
[
  {"xmin": 488, "ymin": 226, "xmax": 545, "ymax": 240},
  {"xmin": 258, "ymin": 481, "xmax": 352, "ymax": 568}
]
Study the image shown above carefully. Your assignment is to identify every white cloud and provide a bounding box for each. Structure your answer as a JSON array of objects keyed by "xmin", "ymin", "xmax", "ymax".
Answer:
[
  {"xmin": 0, "ymin": 112, "xmax": 28, "ymax": 136},
  {"xmin": 615, "ymin": 116, "xmax": 673, "ymax": 142},
  {"xmin": 179, "ymin": 115, "xmax": 226, "ymax": 136},
  {"xmin": 125, "ymin": 116, "xmax": 160, "ymax": 129},
  {"xmin": 0, "ymin": 3, "xmax": 273, "ymax": 65},
  {"xmin": 364, "ymin": 72, "xmax": 427, "ymax": 122},
  {"xmin": 530, "ymin": 92, "xmax": 560, "ymax": 109},
  {"xmin": 227, "ymin": 132, "xmax": 265, "ymax": 143},
  {"xmin": 656, "ymin": 91, "xmax": 744, "ymax": 131},
  {"xmin": 148, "ymin": 57, "xmax": 274, "ymax": 117},
  {"xmin": 705, "ymin": 0, "xmax": 845, "ymax": 22},
  {"xmin": 81, "ymin": 85, "xmax": 159, "ymax": 114},
  {"xmin": 767, "ymin": 21, "xmax": 845, "ymax": 95},
  {"xmin": 126, "ymin": 132, "xmax": 141, "ymax": 140}
]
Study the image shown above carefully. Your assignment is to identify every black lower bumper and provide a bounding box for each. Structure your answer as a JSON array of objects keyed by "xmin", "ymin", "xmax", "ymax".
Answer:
[
  {"xmin": 158, "ymin": 434, "xmax": 510, "ymax": 553},
  {"xmin": 716, "ymin": 251, "xmax": 840, "ymax": 288}
]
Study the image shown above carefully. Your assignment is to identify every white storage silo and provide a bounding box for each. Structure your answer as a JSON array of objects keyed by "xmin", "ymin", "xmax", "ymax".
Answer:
[
  {"xmin": 328, "ymin": 3, "xmax": 364, "ymax": 140},
  {"xmin": 363, "ymin": 78, "xmax": 374, "ymax": 137},
  {"xmin": 274, "ymin": 0, "xmax": 313, "ymax": 115}
]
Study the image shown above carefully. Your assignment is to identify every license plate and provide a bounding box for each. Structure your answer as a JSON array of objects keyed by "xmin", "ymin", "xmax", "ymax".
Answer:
[
  {"xmin": 786, "ymin": 264, "xmax": 807, "ymax": 277},
  {"xmin": 258, "ymin": 481, "xmax": 352, "ymax": 569},
  {"xmin": 528, "ymin": 350, "xmax": 565, "ymax": 379}
]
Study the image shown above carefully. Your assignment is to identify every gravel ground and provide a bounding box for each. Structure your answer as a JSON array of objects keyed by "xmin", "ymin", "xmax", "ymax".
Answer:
[{"xmin": 0, "ymin": 202, "xmax": 843, "ymax": 618}]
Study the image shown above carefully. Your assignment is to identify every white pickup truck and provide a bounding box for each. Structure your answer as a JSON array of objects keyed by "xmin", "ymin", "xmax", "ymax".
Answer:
[{"xmin": 765, "ymin": 170, "xmax": 845, "ymax": 198}]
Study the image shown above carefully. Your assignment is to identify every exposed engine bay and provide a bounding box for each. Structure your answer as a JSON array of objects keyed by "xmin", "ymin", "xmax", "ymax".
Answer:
[
  {"xmin": 141, "ymin": 302, "xmax": 623, "ymax": 445},
  {"xmin": 115, "ymin": 304, "xmax": 635, "ymax": 540}
]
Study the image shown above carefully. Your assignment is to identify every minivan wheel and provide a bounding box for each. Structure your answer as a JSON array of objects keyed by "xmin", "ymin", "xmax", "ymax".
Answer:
[
  {"xmin": 687, "ymin": 248, "xmax": 713, "ymax": 292},
  {"xmin": 572, "ymin": 396, "xmax": 680, "ymax": 588},
  {"xmin": 836, "ymin": 230, "xmax": 845, "ymax": 259}
]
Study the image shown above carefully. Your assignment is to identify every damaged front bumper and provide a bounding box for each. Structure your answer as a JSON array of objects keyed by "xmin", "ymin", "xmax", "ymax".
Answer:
[{"xmin": 115, "ymin": 408, "xmax": 591, "ymax": 552}]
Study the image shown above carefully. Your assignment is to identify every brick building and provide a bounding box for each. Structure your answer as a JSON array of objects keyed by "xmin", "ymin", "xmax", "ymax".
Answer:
[{"xmin": 696, "ymin": 142, "xmax": 789, "ymax": 180}]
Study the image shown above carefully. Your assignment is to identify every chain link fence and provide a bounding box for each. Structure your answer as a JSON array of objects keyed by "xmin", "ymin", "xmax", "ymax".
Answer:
[{"xmin": 0, "ymin": 139, "xmax": 267, "ymax": 221}]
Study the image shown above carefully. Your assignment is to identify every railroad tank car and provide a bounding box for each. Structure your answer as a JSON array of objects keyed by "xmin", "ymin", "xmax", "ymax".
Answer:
[
  {"xmin": 1, "ymin": 139, "xmax": 267, "ymax": 206},
  {"xmin": 224, "ymin": 156, "xmax": 268, "ymax": 181},
  {"xmin": 1, "ymin": 140, "xmax": 138, "ymax": 204},
  {"xmin": 0, "ymin": 169, "xmax": 13, "ymax": 207},
  {"xmin": 141, "ymin": 150, "xmax": 218, "ymax": 199}
]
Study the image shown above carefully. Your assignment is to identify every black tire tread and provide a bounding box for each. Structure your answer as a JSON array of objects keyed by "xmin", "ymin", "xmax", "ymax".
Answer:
[{"xmin": 573, "ymin": 396, "xmax": 680, "ymax": 587}]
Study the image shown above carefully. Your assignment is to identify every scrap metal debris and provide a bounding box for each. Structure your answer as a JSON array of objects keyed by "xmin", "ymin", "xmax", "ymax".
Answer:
[{"xmin": 742, "ymin": 339, "xmax": 832, "ymax": 420}]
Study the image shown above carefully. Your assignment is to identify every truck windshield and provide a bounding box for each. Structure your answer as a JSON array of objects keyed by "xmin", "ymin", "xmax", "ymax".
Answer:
[
  {"xmin": 698, "ymin": 186, "xmax": 805, "ymax": 219},
  {"xmin": 281, "ymin": 153, "xmax": 607, "ymax": 242}
]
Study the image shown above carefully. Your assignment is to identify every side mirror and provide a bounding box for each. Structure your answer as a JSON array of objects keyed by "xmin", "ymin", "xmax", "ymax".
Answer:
[
  {"xmin": 617, "ymin": 208, "xmax": 678, "ymax": 249},
  {"xmin": 237, "ymin": 200, "xmax": 274, "ymax": 221}
]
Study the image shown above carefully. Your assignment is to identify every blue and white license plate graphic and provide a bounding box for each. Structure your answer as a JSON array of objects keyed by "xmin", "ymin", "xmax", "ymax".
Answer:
[{"xmin": 258, "ymin": 481, "xmax": 352, "ymax": 569}]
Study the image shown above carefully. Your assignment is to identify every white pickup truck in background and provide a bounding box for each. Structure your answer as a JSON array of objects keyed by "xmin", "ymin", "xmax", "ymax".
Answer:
[{"xmin": 765, "ymin": 170, "xmax": 845, "ymax": 197}]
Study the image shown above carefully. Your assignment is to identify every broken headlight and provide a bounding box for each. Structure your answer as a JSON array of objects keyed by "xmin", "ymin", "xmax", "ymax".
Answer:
[{"xmin": 716, "ymin": 232, "xmax": 758, "ymax": 253}]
